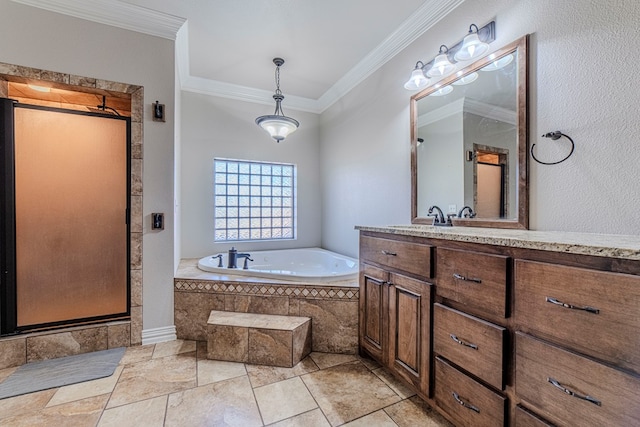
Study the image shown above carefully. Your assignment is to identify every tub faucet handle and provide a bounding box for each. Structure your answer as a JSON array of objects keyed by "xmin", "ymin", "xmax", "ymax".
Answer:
[
  {"xmin": 211, "ymin": 254, "xmax": 223, "ymax": 267},
  {"xmin": 242, "ymin": 257, "xmax": 253, "ymax": 270}
]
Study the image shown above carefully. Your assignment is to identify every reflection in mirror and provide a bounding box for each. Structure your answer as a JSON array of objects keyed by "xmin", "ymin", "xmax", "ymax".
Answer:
[{"xmin": 411, "ymin": 36, "xmax": 528, "ymax": 229}]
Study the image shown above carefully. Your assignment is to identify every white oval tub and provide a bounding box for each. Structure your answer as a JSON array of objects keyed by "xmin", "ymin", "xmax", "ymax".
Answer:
[{"xmin": 197, "ymin": 247, "xmax": 358, "ymax": 282}]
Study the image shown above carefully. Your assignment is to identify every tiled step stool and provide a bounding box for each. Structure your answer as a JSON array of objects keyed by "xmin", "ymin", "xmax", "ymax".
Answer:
[{"xmin": 206, "ymin": 310, "xmax": 312, "ymax": 368}]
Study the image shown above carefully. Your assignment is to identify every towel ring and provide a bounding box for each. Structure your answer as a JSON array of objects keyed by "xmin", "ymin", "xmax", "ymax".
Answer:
[{"xmin": 531, "ymin": 131, "xmax": 574, "ymax": 165}]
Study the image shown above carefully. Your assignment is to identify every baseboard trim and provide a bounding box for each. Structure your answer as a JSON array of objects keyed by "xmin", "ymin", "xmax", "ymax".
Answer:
[{"xmin": 141, "ymin": 325, "xmax": 177, "ymax": 345}]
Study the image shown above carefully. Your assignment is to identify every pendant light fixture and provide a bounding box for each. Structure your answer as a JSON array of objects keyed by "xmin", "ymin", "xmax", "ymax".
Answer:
[
  {"xmin": 256, "ymin": 58, "xmax": 299, "ymax": 143},
  {"xmin": 454, "ymin": 24, "xmax": 490, "ymax": 61}
]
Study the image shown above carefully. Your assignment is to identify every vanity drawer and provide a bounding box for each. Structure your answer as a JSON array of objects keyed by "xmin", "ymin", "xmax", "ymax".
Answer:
[
  {"xmin": 436, "ymin": 248, "xmax": 509, "ymax": 318},
  {"xmin": 360, "ymin": 236, "xmax": 432, "ymax": 278},
  {"xmin": 515, "ymin": 332, "xmax": 640, "ymax": 427},
  {"xmin": 434, "ymin": 304, "xmax": 505, "ymax": 390},
  {"xmin": 435, "ymin": 356, "xmax": 506, "ymax": 427},
  {"xmin": 514, "ymin": 405, "xmax": 555, "ymax": 427},
  {"xmin": 515, "ymin": 260, "xmax": 640, "ymax": 372}
]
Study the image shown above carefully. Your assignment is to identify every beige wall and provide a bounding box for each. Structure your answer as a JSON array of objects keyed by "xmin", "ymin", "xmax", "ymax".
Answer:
[
  {"xmin": 321, "ymin": 0, "xmax": 640, "ymax": 257},
  {"xmin": 180, "ymin": 92, "xmax": 322, "ymax": 258},
  {"xmin": 0, "ymin": 0, "xmax": 177, "ymax": 333}
]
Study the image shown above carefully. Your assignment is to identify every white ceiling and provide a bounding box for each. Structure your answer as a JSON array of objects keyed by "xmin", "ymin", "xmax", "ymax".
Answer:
[{"xmin": 12, "ymin": 0, "xmax": 465, "ymax": 112}]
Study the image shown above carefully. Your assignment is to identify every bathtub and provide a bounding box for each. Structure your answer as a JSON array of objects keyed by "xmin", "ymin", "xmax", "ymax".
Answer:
[{"xmin": 197, "ymin": 247, "xmax": 358, "ymax": 282}]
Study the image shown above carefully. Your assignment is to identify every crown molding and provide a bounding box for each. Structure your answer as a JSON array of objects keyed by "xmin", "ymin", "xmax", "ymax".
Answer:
[
  {"xmin": 13, "ymin": 0, "xmax": 464, "ymax": 113},
  {"xmin": 464, "ymin": 98, "xmax": 516, "ymax": 125},
  {"xmin": 315, "ymin": 0, "xmax": 465, "ymax": 112},
  {"xmin": 11, "ymin": 0, "xmax": 185, "ymax": 40},
  {"xmin": 418, "ymin": 97, "xmax": 516, "ymax": 128},
  {"xmin": 181, "ymin": 75, "xmax": 321, "ymax": 114}
]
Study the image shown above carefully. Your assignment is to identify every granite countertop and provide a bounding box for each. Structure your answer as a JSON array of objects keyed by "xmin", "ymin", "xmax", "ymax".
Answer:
[{"xmin": 356, "ymin": 225, "xmax": 640, "ymax": 261}]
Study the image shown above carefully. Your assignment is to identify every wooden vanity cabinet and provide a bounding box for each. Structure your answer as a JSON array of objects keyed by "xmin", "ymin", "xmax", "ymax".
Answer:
[
  {"xmin": 358, "ymin": 229, "xmax": 640, "ymax": 427},
  {"xmin": 359, "ymin": 235, "xmax": 433, "ymax": 397}
]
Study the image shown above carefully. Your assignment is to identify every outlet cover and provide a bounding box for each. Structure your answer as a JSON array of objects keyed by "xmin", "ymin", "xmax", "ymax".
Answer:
[{"xmin": 448, "ymin": 204, "xmax": 457, "ymax": 214}]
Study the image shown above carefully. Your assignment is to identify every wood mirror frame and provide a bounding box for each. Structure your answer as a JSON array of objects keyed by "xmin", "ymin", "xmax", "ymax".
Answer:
[{"xmin": 410, "ymin": 35, "xmax": 529, "ymax": 229}]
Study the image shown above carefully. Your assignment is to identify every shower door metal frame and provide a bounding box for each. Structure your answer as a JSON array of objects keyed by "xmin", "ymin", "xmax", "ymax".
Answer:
[{"xmin": 0, "ymin": 98, "xmax": 131, "ymax": 335}]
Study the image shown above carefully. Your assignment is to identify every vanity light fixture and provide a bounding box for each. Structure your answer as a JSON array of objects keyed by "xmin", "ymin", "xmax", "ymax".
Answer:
[
  {"xmin": 454, "ymin": 24, "xmax": 490, "ymax": 61},
  {"xmin": 255, "ymin": 58, "xmax": 299, "ymax": 143},
  {"xmin": 404, "ymin": 61, "xmax": 430, "ymax": 90},
  {"xmin": 28, "ymin": 84, "xmax": 51, "ymax": 92},
  {"xmin": 452, "ymin": 71, "xmax": 478, "ymax": 86},
  {"xmin": 427, "ymin": 45, "xmax": 456, "ymax": 78},
  {"xmin": 481, "ymin": 53, "xmax": 514, "ymax": 71},
  {"xmin": 429, "ymin": 85, "xmax": 453, "ymax": 97},
  {"xmin": 404, "ymin": 21, "xmax": 495, "ymax": 90}
]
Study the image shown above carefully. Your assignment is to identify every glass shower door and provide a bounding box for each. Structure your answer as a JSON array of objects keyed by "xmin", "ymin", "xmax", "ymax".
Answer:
[{"xmin": 11, "ymin": 105, "xmax": 129, "ymax": 328}]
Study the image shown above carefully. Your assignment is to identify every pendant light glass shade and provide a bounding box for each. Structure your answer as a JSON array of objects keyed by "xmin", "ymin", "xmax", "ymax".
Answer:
[
  {"xmin": 404, "ymin": 62, "xmax": 429, "ymax": 90},
  {"xmin": 256, "ymin": 58, "xmax": 299, "ymax": 142},
  {"xmin": 427, "ymin": 45, "xmax": 456, "ymax": 77},
  {"xmin": 256, "ymin": 105, "xmax": 300, "ymax": 142},
  {"xmin": 454, "ymin": 24, "xmax": 489, "ymax": 61}
]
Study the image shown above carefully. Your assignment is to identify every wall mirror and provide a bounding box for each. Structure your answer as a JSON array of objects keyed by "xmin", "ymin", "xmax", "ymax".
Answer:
[{"xmin": 411, "ymin": 35, "xmax": 529, "ymax": 229}]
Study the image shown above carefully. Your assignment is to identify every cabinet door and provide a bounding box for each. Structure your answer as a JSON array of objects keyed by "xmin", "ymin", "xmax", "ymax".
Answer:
[
  {"xmin": 388, "ymin": 273, "xmax": 432, "ymax": 396},
  {"xmin": 359, "ymin": 264, "xmax": 388, "ymax": 363}
]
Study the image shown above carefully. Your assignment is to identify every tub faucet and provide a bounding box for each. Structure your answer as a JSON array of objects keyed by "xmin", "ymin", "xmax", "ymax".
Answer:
[
  {"xmin": 237, "ymin": 253, "xmax": 253, "ymax": 270},
  {"xmin": 458, "ymin": 206, "xmax": 476, "ymax": 218},
  {"xmin": 428, "ymin": 205, "xmax": 445, "ymax": 224},
  {"xmin": 227, "ymin": 247, "xmax": 238, "ymax": 268}
]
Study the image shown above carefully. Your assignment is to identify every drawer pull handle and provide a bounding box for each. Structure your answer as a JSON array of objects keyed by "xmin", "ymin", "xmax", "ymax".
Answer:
[
  {"xmin": 450, "ymin": 334, "xmax": 478, "ymax": 350},
  {"xmin": 545, "ymin": 297, "xmax": 600, "ymax": 314},
  {"xmin": 381, "ymin": 250, "xmax": 397, "ymax": 256},
  {"xmin": 452, "ymin": 392, "xmax": 480, "ymax": 413},
  {"xmin": 453, "ymin": 273, "xmax": 482, "ymax": 284},
  {"xmin": 547, "ymin": 377, "xmax": 602, "ymax": 406}
]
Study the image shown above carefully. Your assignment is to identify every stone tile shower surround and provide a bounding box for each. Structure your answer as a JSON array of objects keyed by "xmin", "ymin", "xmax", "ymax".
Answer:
[
  {"xmin": 0, "ymin": 62, "xmax": 143, "ymax": 369},
  {"xmin": 175, "ymin": 259, "xmax": 359, "ymax": 354}
]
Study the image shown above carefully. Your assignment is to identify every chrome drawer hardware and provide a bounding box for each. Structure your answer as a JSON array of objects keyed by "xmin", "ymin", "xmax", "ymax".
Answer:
[
  {"xmin": 381, "ymin": 250, "xmax": 397, "ymax": 256},
  {"xmin": 453, "ymin": 273, "xmax": 482, "ymax": 283},
  {"xmin": 452, "ymin": 392, "xmax": 480, "ymax": 413},
  {"xmin": 450, "ymin": 334, "xmax": 478, "ymax": 350},
  {"xmin": 547, "ymin": 377, "xmax": 602, "ymax": 406},
  {"xmin": 545, "ymin": 297, "xmax": 600, "ymax": 314}
]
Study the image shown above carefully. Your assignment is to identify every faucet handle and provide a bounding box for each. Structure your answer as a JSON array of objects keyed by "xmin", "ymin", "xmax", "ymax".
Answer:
[
  {"xmin": 211, "ymin": 254, "xmax": 223, "ymax": 267},
  {"xmin": 243, "ymin": 257, "xmax": 253, "ymax": 270}
]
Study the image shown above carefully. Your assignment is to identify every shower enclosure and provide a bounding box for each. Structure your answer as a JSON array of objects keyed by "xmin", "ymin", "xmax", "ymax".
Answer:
[{"xmin": 0, "ymin": 98, "xmax": 130, "ymax": 335}]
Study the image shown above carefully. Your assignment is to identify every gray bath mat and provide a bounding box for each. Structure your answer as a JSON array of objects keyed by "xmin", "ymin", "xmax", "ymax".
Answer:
[{"xmin": 0, "ymin": 347, "xmax": 125, "ymax": 399}]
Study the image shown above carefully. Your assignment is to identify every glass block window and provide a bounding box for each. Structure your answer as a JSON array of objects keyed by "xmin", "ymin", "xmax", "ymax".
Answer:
[{"xmin": 214, "ymin": 158, "xmax": 296, "ymax": 241}]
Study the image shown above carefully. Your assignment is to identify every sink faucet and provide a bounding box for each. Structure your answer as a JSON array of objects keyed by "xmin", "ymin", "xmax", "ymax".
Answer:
[
  {"xmin": 428, "ymin": 205, "xmax": 445, "ymax": 224},
  {"xmin": 458, "ymin": 206, "xmax": 476, "ymax": 218},
  {"xmin": 237, "ymin": 253, "xmax": 253, "ymax": 270}
]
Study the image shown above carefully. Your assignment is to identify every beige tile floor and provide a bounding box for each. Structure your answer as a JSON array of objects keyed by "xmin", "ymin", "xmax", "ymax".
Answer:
[{"xmin": 0, "ymin": 340, "xmax": 453, "ymax": 427}]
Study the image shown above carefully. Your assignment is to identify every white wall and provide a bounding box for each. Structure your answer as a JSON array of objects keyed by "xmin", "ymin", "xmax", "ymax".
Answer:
[
  {"xmin": 0, "ymin": 0, "xmax": 176, "ymax": 332},
  {"xmin": 321, "ymin": 0, "xmax": 640, "ymax": 257},
  {"xmin": 419, "ymin": 113, "xmax": 464, "ymax": 217},
  {"xmin": 463, "ymin": 113, "xmax": 516, "ymax": 217},
  {"xmin": 180, "ymin": 92, "xmax": 322, "ymax": 258}
]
